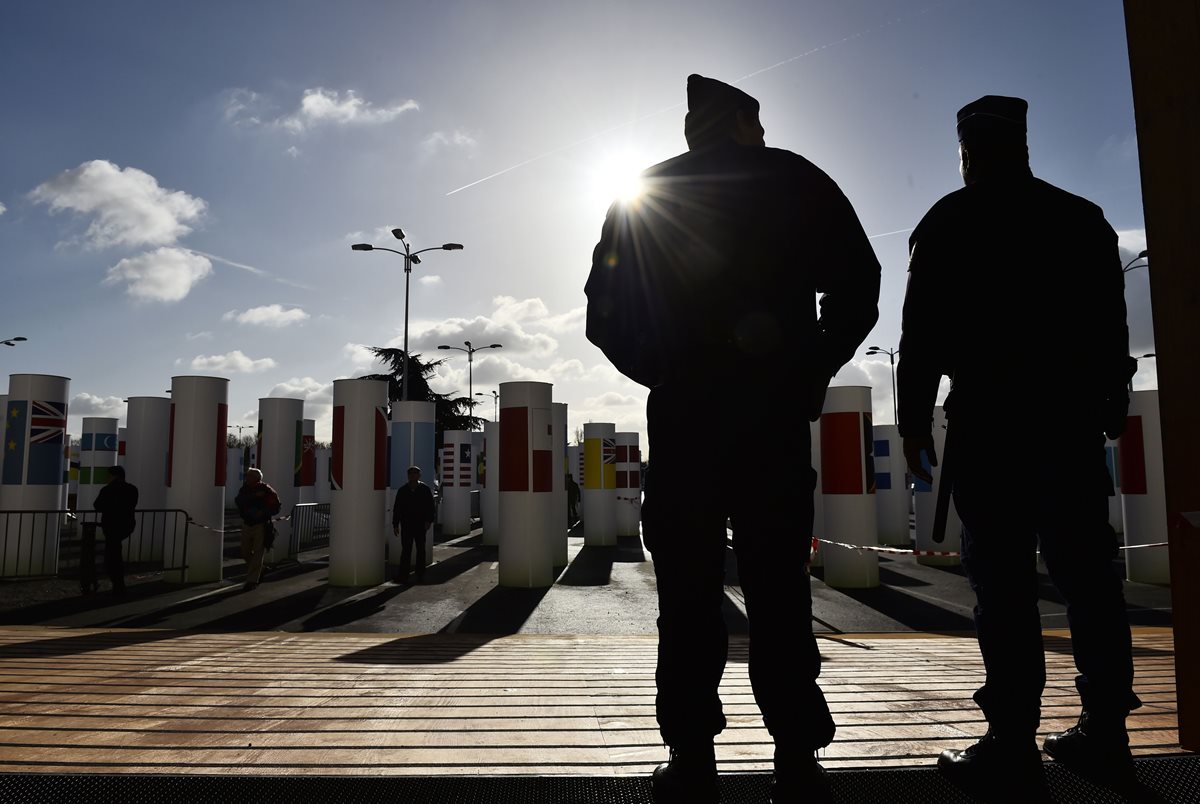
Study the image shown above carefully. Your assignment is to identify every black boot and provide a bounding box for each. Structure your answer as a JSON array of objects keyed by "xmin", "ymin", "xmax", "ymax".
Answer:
[
  {"xmin": 770, "ymin": 749, "xmax": 831, "ymax": 804},
  {"xmin": 938, "ymin": 730, "xmax": 1043, "ymax": 796},
  {"xmin": 1044, "ymin": 712, "xmax": 1134, "ymax": 780},
  {"xmin": 651, "ymin": 744, "xmax": 718, "ymax": 804}
]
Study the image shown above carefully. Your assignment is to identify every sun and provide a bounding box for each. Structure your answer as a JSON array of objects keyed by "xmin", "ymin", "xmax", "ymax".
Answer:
[{"xmin": 589, "ymin": 150, "xmax": 649, "ymax": 206}]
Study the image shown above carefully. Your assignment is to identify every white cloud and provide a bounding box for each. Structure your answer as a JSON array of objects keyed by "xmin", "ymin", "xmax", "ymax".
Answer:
[
  {"xmin": 422, "ymin": 129, "xmax": 479, "ymax": 155},
  {"xmin": 190, "ymin": 350, "xmax": 277, "ymax": 373},
  {"xmin": 185, "ymin": 331, "xmax": 213, "ymax": 341},
  {"xmin": 0, "ymin": 202, "xmax": 6, "ymax": 215},
  {"xmin": 418, "ymin": 275, "xmax": 442, "ymax": 286},
  {"xmin": 70, "ymin": 393, "xmax": 126, "ymax": 418},
  {"xmin": 1117, "ymin": 228, "xmax": 1154, "ymax": 353},
  {"xmin": 343, "ymin": 342, "xmax": 380, "ymax": 369},
  {"xmin": 29, "ymin": 160, "xmax": 206, "ymax": 250},
  {"xmin": 222, "ymin": 304, "xmax": 310, "ymax": 327},
  {"xmin": 225, "ymin": 87, "xmax": 418, "ymax": 134},
  {"xmin": 285, "ymin": 146, "xmax": 301, "ymax": 158},
  {"xmin": 408, "ymin": 315, "xmax": 558, "ymax": 356},
  {"xmin": 268, "ymin": 376, "xmax": 334, "ymax": 405},
  {"xmin": 104, "ymin": 247, "xmax": 212, "ymax": 302},
  {"xmin": 491, "ymin": 296, "xmax": 585, "ymax": 333},
  {"xmin": 343, "ymin": 225, "xmax": 401, "ymax": 244},
  {"xmin": 582, "ymin": 391, "xmax": 643, "ymax": 408}
]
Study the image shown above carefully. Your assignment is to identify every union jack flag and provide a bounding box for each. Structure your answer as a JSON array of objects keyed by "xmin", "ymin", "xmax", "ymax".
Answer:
[
  {"xmin": 602, "ymin": 438, "xmax": 616, "ymax": 464},
  {"xmin": 29, "ymin": 401, "xmax": 66, "ymax": 445}
]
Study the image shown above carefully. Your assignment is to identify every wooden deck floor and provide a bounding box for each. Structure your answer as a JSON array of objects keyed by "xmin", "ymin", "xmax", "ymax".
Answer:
[{"xmin": 0, "ymin": 626, "xmax": 1181, "ymax": 776}]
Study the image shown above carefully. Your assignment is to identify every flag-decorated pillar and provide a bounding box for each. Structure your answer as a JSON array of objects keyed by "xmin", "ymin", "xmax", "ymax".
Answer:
[
  {"xmin": 390, "ymin": 401, "xmax": 436, "ymax": 568},
  {"xmin": 1121, "ymin": 390, "xmax": 1170, "ymax": 584},
  {"xmin": 498, "ymin": 381, "xmax": 555, "ymax": 588},
  {"xmin": 330, "ymin": 378, "xmax": 388, "ymax": 587},
  {"xmin": 810, "ymin": 419, "xmax": 824, "ymax": 568},
  {"xmin": 78, "ymin": 417, "xmax": 119, "ymax": 511},
  {"xmin": 124, "ymin": 396, "xmax": 170, "ymax": 564},
  {"xmin": 819, "ymin": 386, "xmax": 879, "ymax": 588},
  {"xmin": 614, "ymin": 432, "xmax": 641, "ymax": 538},
  {"xmin": 1, "ymin": 374, "xmax": 69, "ymax": 577},
  {"xmin": 481, "ymin": 421, "xmax": 500, "ymax": 546},
  {"xmin": 164, "ymin": 376, "xmax": 228, "ymax": 583},
  {"xmin": 314, "ymin": 447, "xmax": 331, "ymax": 504},
  {"xmin": 117, "ymin": 427, "xmax": 126, "ymax": 468},
  {"xmin": 912, "ymin": 406, "xmax": 962, "ymax": 567},
  {"xmin": 583, "ymin": 422, "xmax": 617, "ymax": 546},
  {"xmin": 552, "ymin": 403, "xmax": 568, "ymax": 566},
  {"xmin": 1105, "ymin": 437, "xmax": 1124, "ymax": 535},
  {"xmin": 440, "ymin": 430, "xmax": 474, "ymax": 536},
  {"xmin": 67, "ymin": 443, "xmax": 80, "ymax": 509},
  {"xmin": 258, "ymin": 397, "xmax": 304, "ymax": 563},
  {"xmin": 574, "ymin": 443, "xmax": 586, "ymax": 522},
  {"xmin": 873, "ymin": 424, "xmax": 909, "ymax": 546},
  {"xmin": 296, "ymin": 418, "xmax": 316, "ymax": 504}
]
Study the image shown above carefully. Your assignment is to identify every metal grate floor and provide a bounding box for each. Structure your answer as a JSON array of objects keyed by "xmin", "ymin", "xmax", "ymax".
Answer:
[{"xmin": 0, "ymin": 756, "xmax": 1195, "ymax": 804}]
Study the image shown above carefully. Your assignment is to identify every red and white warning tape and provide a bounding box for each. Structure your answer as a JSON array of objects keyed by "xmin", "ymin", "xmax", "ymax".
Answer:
[{"xmin": 813, "ymin": 536, "xmax": 1170, "ymax": 559}]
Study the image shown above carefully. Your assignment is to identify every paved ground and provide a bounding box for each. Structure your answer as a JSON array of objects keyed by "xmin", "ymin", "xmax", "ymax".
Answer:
[{"xmin": 0, "ymin": 518, "xmax": 1173, "ymax": 637}]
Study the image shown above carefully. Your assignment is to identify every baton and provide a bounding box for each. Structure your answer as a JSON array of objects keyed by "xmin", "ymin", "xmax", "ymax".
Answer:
[{"xmin": 931, "ymin": 422, "xmax": 954, "ymax": 544}]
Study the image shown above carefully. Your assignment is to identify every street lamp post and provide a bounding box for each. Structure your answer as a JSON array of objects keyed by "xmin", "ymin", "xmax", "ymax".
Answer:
[
  {"xmin": 438, "ymin": 341, "xmax": 502, "ymax": 428},
  {"xmin": 351, "ymin": 229, "xmax": 463, "ymax": 402},
  {"xmin": 1130, "ymin": 352, "xmax": 1157, "ymax": 393},
  {"xmin": 475, "ymin": 390, "xmax": 500, "ymax": 421},
  {"xmin": 865, "ymin": 345, "xmax": 900, "ymax": 424},
  {"xmin": 1, "ymin": 336, "xmax": 28, "ymax": 347},
  {"xmin": 1123, "ymin": 249, "xmax": 1148, "ymax": 273}
]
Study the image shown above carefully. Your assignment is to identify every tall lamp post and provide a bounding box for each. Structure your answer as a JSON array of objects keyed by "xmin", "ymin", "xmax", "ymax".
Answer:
[
  {"xmin": 351, "ymin": 229, "xmax": 463, "ymax": 402},
  {"xmin": 2, "ymin": 336, "xmax": 27, "ymax": 348},
  {"xmin": 1123, "ymin": 249, "xmax": 1149, "ymax": 273},
  {"xmin": 438, "ymin": 341, "xmax": 502, "ymax": 428},
  {"xmin": 476, "ymin": 390, "xmax": 500, "ymax": 421},
  {"xmin": 865, "ymin": 345, "xmax": 899, "ymax": 424}
]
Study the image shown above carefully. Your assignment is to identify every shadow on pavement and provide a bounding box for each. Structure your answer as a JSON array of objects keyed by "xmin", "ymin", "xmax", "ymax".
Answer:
[
  {"xmin": 0, "ymin": 627, "xmax": 185, "ymax": 658},
  {"xmin": 815, "ymin": 572, "xmax": 976, "ymax": 633},
  {"xmin": 439, "ymin": 584, "xmax": 551, "ymax": 635},
  {"xmin": 297, "ymin": 583, "xmax": 409, "ymax": 632},
  {"xmin": 557, "ymin": 534, "xmax": 647, "ymax": 587},
  {"xmin": 333, "ymin": 632, "xmax": 505, "ymax": 665}
]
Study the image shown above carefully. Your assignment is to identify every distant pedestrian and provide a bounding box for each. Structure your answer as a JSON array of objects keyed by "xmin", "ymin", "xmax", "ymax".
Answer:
[
  {"xmin": 566, "ymin": 473, "xmax": 581, "ymax": 526},
  {"xmin": 235, "ymin": 468, "xmax": 281, "ymax": 592},
  {"xmin": 898, "ymin": 94, "xmax": 1140, "ymax": 795},
  {"xmin": 392, "ymin": 465, "xmax": 436, "ymax": 583},
  {"xmin": 92, "ymin": 464, "xmax": 138, "ymax": 597}
]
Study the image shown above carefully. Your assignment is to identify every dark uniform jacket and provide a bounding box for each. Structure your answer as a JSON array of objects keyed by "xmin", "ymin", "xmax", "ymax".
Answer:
[
  {"xmin": 93, "ymin": 480, "xmax": 138, "ymax": 538},
  {"xmin": 393, "ymin": 481, "xmax": 436, "ymax": 531},
  {"xmin": 235, "ymin": 482, "xmax": 281, "ymax": 526},
  {"xmin": 897, "ymin": 173, "xmax": 1135, "ymax": 438},
  {"xmin": 585, "ymin": 140, "xmax": 880, "ymax": 409}
]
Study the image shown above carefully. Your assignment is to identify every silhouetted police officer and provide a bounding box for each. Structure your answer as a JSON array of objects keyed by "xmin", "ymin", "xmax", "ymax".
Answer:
[
  {"xmin": 898, "ymin": 95, "xmax": 1140, "ymax": 794},
  {"xmin": 586, "ymin": 74, "xmax": 880, "ymax": 804}
]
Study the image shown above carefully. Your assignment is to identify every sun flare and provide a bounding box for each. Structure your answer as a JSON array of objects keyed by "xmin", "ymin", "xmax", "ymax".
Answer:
[{"xmin": 590, "ymin": 151, "xmax": 648, "ymax": 206}]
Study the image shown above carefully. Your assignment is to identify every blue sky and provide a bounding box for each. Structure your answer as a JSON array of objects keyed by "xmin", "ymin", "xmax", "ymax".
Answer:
[{"xmin": 0, "ymin": 0, "xmax": 1155, "ymax": 449}]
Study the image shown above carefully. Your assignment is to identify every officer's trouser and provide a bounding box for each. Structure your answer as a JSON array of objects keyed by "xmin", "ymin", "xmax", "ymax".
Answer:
[
  {"xmin": 953, "ymin": 424, "xmax": 1140, "ymax": 736},
  {"xmin": 644, "ymin": 387, "xmax": 834, "ymax": 751}
]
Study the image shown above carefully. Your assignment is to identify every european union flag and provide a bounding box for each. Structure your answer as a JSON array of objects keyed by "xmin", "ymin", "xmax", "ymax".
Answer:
[{"xmin": 3, "ymin": 401, "xmax": 26, "ymax": 485}]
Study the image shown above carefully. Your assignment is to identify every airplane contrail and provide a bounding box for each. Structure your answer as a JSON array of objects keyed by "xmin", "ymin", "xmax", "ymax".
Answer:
[
  {"xmin": 187, "ymin": 249, "xmax": 314, "ymax": 290},
  {"xmin": 867, "ymin": 227, "xmax": 914, "ymax": 240},
  {"xmin": 446, "ymin": 3, "xmax": 945, "ymax": 197}
]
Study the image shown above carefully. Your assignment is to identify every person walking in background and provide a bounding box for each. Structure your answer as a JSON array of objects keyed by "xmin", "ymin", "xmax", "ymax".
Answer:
[
  {"xmin": 93, "ymin": 464, "xmax": 138, "ymax": 597},
  {"xmin": 585, "ymin": 74, "xmax": 880, "ymax": 804},
  {"xmin": 898, "ymin": 95, "xmax": 1140, "ymax": 797},
  {"xmin": 235, "ymin": 467, "xmax": 281, "ymax": 592},
  {"xmin": 392, "ymin": 465, "xmax": 436, "ymax": 584}
]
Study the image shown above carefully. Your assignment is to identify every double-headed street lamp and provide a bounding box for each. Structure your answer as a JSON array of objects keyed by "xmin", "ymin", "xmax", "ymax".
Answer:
[
  {"xmin": 1122, "ymin": 249, "xmax": 1148, "ymax": 273},
  {"xmin": 438, "ymin": 341, "xmax": 502, "ymax": 428},
  {"xmin": 475, "ymin": 390, "xmax": 499, "ymax": 421},
  {"xmin": 865, "ymin": 345, "xmax": 899, "ymax": 424},
  {"xmin": 351, "ymin": 229, "xmax": 463, "ymax": 402},
  {"xmin": 1, "ymin": 336, "xmax": 27, "ymax": 348}
]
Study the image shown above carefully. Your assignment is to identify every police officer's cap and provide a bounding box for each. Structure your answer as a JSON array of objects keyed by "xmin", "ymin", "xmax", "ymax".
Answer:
[
  {"xmin": 956, "ymin": 95, "xmax": 1028, "ymax": 138},
  {"xmin": 684, "ymin": 74, "xmax": 759, "ymax": 147}
]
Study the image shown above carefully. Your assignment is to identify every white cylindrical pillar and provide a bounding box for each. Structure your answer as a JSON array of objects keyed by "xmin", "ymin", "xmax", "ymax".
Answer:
[
  {"xmin": 224, "ymin": 447, "xmax": 243, "ymax": 507},
  {"xmin": 330, "ymin": 379, "xmax": 388, "ymax": 587},
  {"xmin": 498, "ymin": 381, "xmax": 555, "ymax": 588},
  {"xmin": 810, "ymin": 419, "xmax": 824, "ymax": 568},
  {"xmin": 78, "ymin": 417, "xmax": 119, "ymax": 512},
  {"xmin": 1105, "ymin": 438, "xmax": 1124, "ymax": 535},
  {"xmin": 314, "ymin": 448, "xmax": 331, "ymax": 504},
  {"xmin": 257, "ymin": 397, "xmax": 304, "ymax": 562},
  {"xmin": 614, "ymin": 432, "xmax": 642, "ymax": 537},
  {"xmin": 1121, "ymin": 391, "xmax": 1169, "ymax": 584},
  {"xmin": 0, "ymin": 375, "xmax": 70, "ymax": 576},
  {"xmin": 552, "ymin": 403, "xmax": 568, "ymax": 566},
  {"xmin": 390, "ymin": 401, "xmax": 436, "ymax": 567},
  {"xmin": 124, "ymin": 396, "xmax": 171, "ymax": 564},
  {"xmin": 912, "ymin": 406, "xmax": 962, "ymax": 566},
  {"xmin": 819, "ymin": 387, "xmax": 879, "ymax": 588},
  {"xmin": 439, "ymin": 430, "xmax": 474, "ymax": 536},
  {"xmin": 583, "ymin": 423, "xmax": 617, "ymax": 546},
  {"xmin": 480, "ymin": 421, "xmax": 500, "ymax": 546},
  {"xmin": 295, "ymin": 419, "xmax": 316, "ymax": 504},
  {"xmin": 873, "ymin": 424, "xmax": 909, "ymax": 546},
  {"xmin": 165, "ymin": 376, "xmax": 228, "ymax": 583}
]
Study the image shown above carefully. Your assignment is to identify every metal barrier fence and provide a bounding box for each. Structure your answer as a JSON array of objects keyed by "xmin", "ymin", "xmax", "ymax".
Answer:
[
  {"xmin": 0, "ymin": 509, "xmax": 190, "ymax": 580},
  {"xmin": 289, "ymin": 502, "xmax": 330, "ymax": 556}
]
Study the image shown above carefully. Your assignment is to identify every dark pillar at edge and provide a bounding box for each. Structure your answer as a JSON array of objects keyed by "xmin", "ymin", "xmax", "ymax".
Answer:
[{"xmin": 1123, "ymin": 0, "xmax": 1200, "ymax": 751}]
